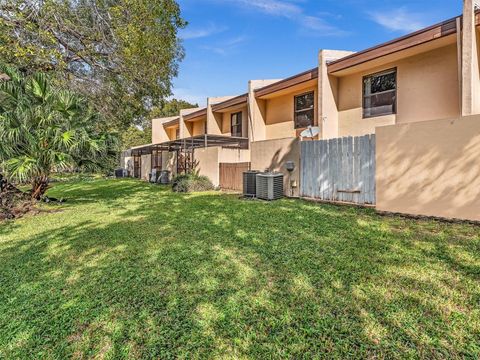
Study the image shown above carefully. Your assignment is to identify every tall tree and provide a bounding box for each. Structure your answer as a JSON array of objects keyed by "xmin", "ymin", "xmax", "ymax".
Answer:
[
  {"xmin": 0, "ymin": 0, "xmax": 186, "ymax": 129},
  {"xmin": 121, "ymin": 126, "xmax": 150, "ymax": 150},
  {"xmin": 122, "ymin": 98, "xmax": 197, "ymax": 149},
  {"xmin": 150, "ymin": 98, "xmax": 198, "ymax": 118},
  {"xmin": 0, "ymin": 63, "xmax": 117, "ymax": 199}
]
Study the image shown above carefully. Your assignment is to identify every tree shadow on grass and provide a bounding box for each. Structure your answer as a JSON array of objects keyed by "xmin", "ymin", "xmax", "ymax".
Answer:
[
  {"xmin": 0, "ymin": 221, "xmax": 20, "ymax": 236},
  {"xmin": 1, "ymin": 182, "xmax": 479, "ymax": 358},
  {"xmin": 46, "ymin": 179, "xmax": 170, "ymax": 206}
]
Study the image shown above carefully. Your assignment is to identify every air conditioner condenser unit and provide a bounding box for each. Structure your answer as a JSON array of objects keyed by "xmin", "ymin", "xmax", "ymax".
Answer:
[
  {"xmin": 243, "ymin": 170, "xmax": 259, "ymax": 197},
  {"xmin": 255, "ymin": 173, "xmax": 284, "ymax": 201}
]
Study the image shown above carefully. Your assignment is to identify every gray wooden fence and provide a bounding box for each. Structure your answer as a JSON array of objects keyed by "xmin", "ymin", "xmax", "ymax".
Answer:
[{"xmin": 300, "ymin": 134, "xmax": 376, "ymax": 205}]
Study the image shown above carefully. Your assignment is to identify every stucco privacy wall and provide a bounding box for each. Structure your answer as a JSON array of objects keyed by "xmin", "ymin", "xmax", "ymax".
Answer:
[
  {"xmin": 218, "ymin": 148, "xmax": 250, "ymax": 163},
  {"xmin": 124, "ymin": 156, "xmax": 133, "ymax": 176},
  {"xmin": 140, "ymin": 154, "xmax": 151, "ymax": 181},
  {"xmin": 195, "ymin": 147, "xmax": 250, "ymax": 187},
  {"xmin": 336, "ymin": 44, "xmax": 460, "ymax": 137},
  {"xmin": 161, "ymin": 151, "xmax": 177, "ymax": 176},
  {"xmin": 250, "ymin": 138, "xmax": 301, "ymax": 197},
  {"xmin": 376, "ymin": 115, "xmax": 480, "ymax": 221},
  {"xmin": 195, "ymin": 147, "xmax": 220, "ymax": 186}
]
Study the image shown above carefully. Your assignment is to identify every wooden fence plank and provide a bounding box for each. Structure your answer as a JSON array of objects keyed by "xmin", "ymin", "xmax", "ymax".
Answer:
[
  {"xmin": 299, "ymin": 134, "xmax": 376, "ymax": 205},
  {"xmin": 370, "ymin": 135, "xmax": 376, "ymax": 204},
  {"xmin": 353, "ymin": 136, "xmax": 360, "ymax": 204},
  {"xmin": 219, "ymin": 162, "xmax": 250, "ymax": 191}
]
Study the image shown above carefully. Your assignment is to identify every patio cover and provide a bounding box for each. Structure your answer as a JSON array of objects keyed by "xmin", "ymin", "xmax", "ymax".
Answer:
[{"xmin": 129, "ymin": 134, "xmax": 249, "ymax": 156}]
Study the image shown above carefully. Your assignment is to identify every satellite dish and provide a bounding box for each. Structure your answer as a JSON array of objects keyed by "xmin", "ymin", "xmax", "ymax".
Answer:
[{"xmin": 300, "ymin": 126, "xmax": 320, "ymax": 140}]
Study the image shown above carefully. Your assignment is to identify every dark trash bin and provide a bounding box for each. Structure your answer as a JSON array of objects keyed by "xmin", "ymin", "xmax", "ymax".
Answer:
[{"xmin": 159, "ymin": 170, "xmax": 171, "ymax": 184}]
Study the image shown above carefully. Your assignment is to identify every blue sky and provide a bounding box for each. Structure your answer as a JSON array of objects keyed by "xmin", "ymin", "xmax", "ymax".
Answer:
[{"xmin": 174, "ymin": 0, "xmax": 461, "ymax": 106}]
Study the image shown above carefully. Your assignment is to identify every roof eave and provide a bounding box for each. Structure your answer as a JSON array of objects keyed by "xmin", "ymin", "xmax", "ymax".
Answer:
[
  {"xmin": 254, "ymin": 68, "xmax": 318, "ymax": 98},
  {"xmin": 211, "ymin": 93, "xmax": 248, "ymax": 112},
  {"xmin": 328, "ymin": 16, "xmax": 460, "ymax": 74}
]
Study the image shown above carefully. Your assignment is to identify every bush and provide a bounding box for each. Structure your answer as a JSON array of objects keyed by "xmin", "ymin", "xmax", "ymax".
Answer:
[{"xmin": 172, "ymin": 173, "xmax": 214, "ymax": 193}]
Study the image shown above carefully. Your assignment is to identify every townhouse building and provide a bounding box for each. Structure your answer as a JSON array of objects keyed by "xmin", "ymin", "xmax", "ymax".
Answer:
[{"xmin": 124, "ymin": 0, "xmax": 480, "ymax": 221}]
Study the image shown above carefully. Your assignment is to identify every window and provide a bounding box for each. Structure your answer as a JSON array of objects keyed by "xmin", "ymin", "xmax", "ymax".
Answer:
[
  {"xmin": 363, "ymin": 68, "xmax": 397, "ymax": 118},
  {"xmin": 294, "ymin": 92, "xmax": 315, "ymax": 129},
  {"xmin": 231, "ymin": 112, "xmax": 242, "ymax": 137},
  {"xmin": 175, "ymin": 128, "xmax": 180, "ymax": 139}
]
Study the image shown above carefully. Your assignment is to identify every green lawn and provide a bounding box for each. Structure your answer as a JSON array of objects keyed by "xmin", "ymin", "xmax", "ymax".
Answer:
[{"xmin": 1, "ymin": 179, "xmax": 479, "ymax": 359}]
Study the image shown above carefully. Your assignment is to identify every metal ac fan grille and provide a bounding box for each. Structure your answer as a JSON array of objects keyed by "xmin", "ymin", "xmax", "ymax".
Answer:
[{"xmin": 255, "ymin": 173, "xmax": 284, "ymax": 200}]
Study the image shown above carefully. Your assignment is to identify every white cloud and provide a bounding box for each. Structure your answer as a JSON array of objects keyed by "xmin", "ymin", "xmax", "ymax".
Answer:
[
  {"xmin": 302, "ymin": 16, "xmax": 349, "ymax": 36},
  {"xmin": 232, "ymin": 0, "xmax": 302, "ymax": 18},
  {"xmin": 180, "ymin": 23, "xmax": 227, "ymax": 40},
  {"xmin": 369, "ymin": 7, "xmax": 426, "ymax": 33},
  {"xmin": 200, "ymin": 35, "xmax": 248, "ymax": 56},
  {"xmin": 223, "ymin": 0, "xmax": 347, "ymax": 37}
]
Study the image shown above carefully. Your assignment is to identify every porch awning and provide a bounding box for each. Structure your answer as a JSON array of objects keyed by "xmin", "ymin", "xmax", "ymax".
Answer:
[{"xmin": 129, "ymin": 134, "xmax": 249, "ymax": 156}]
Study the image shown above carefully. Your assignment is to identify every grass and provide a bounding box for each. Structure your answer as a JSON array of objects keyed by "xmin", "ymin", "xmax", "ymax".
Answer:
[{"xmin": 0, "ymin": 179, "xmax": 479, "ymax": 359}]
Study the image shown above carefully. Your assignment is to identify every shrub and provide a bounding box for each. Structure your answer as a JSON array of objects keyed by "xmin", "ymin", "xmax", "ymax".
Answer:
[{"xmin": 172, "ymin": 173, "xmax": 214, "ymax": 193}]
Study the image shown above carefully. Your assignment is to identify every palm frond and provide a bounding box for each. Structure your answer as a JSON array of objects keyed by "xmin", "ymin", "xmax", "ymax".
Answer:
[
  {"xmin": 0, "ymin": 63, "xmax": 118, "ymax": 188},
  {"xmin": 0, "ymin": 63, "xmax": 21, "ymax": 83},
  {"xmin": 27, "ymin": 73, "xmax": 50, "ymax": 101}
]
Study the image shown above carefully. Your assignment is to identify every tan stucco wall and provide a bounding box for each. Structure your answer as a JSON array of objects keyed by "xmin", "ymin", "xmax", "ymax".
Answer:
[
  {"xmin": 195, "ymin": 147, "xmax": 250, "ymax": 187},
  {"xmin": 250, "ymin": 137, "xmax": 301, "ymax": 197},
  {"xmin": 180, "ymin": 108, "xmax": 202, "ymax": 139},
  {"xmin": 191, "ymin": 119, "xmax": 206, "ymax": 136},
  {"xmin": 195, "ymin": 147, "xmax": 220, "ymax": 186},
  {"xmin": 462, "ymin": 1, "xmax": 480, "ymax": 116},
  {"xmin": 152, "ymin": 117, "xmax": 178, "ymax": 143},
  {"xmin": 210, "ymin": 112, "xmax": 223, "ymax": 135},
  {"xmin": 161, "ymin": 151, "xmax": 177, "ymax": 176},
  {"xmin": 336, "ymin": 44, "xmax": 460, "ymax": 137},
  {"xmin": 248, "ymin": 79, "xmax": 282, "ymax": 143},
  {"xmin": 218, "ymin": 148, "xmax": 250, "ymax": 163},
  {"xmin": 140, "ymin": 154, "xmax": 151, "ymax": 181},
  {"xmin": 474, "ymin": 28, "xmax": 480, "ymax": 114},
  {"xmin": 319, "ymin": 50, "xmax": 356, "ymax": 140},
  {"xmin": 207, "ymin": 96, "xmax": 235, "ymax": 135},
  {"xmin": 124, "ymin": 156, "xmax": 134, "ymax": 176},
  {"xmin": 134, "ymin": 152, "xmax": 176, "ymax": 180},
  {"xmin": 167, "ymin": 126, "xmax": 178, "ymax": 140},
  {"xmin": 220, "ymin": 106, "xmax": 248, "ymax": 137},
  {"xmin": 264, "ymin": 85, "xmax": 317, "ymax": 140},
  {"xmin": 376, "ymin": 115, "xmax": 480, "ymax": 221}
]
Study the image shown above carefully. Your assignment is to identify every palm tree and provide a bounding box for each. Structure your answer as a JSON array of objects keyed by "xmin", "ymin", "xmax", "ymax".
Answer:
[{"xmin": 0, "ymin": 64, "xmax": 117, "ymax": 199}]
